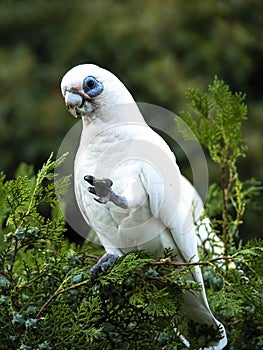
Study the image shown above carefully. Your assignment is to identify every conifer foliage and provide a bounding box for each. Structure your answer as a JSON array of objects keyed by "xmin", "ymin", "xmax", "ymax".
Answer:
[{"xmin": 0, "ymin": 80, "xmax": 262, "ymax": 349}]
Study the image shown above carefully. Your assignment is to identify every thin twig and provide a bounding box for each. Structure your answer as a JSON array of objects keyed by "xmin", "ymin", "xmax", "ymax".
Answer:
[
  {"xmin": 85, "ymin": 254, "xmax": 100, "ymax": 260},
  {"xmin": 36, "ymin": 279, "xmax": 90, "ymax": 320},
  {"xmin": 150, "ymin": 255, "xmax": 233, "ymax": 267},
  {"xmin": 0, "ymin": 270, "xmax": 11, "ymax": 279},
  {"xmin": 9, "ymin": 238, "xmax": 19, "ymax": 276}
]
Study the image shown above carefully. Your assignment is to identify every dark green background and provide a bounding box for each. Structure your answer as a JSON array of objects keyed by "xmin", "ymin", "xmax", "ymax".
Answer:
[{"xmin": 0, "ymin": 0, "xmax": 262, "ymax": 239}]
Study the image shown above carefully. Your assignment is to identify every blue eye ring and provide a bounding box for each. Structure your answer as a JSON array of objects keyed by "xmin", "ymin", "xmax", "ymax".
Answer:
[{"xmin": 83, "ymin": 76, "xmax": 104, "ymax": 97}]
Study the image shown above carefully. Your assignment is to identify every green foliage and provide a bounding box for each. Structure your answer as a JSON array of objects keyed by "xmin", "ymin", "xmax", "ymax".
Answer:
[
  {"xmin": 179, "ymin": 77, "xmax": 247, "ymax": 164},
  {"xmin": 177, "ymin": 79, "xmax": 263, "ymax": 348},
  {"xmin": 0, "ymin": 154, "xmax": 190, "ymax": 349},
  {"xmin": 179, "ymin": 77, "xmax": 263, "ymax": 254},
  {"xmin": 205, "ymin": 240, "xmax": 263, "ymax": 350}
]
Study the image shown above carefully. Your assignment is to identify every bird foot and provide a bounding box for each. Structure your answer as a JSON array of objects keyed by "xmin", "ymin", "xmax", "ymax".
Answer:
[
  {"xmin": 89, "ymin": 253, "xmax": 118, "ymax": 279},
  {"xmin": 84, "ymin": 175, "xmax": 128, "ymax": 209}
]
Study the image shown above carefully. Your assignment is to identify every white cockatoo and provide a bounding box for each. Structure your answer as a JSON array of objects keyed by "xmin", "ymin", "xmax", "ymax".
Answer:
[{"xmin": 60, "ymin": 64, "xmax": 227, "ymax": 349}]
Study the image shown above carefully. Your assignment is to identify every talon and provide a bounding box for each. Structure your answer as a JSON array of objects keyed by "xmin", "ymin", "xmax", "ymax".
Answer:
[
  {"xmin": 88, "ymin": 187, "xmax": 96, "ymax": 195},
  {"xmin": 84, "ymin": 175, "xmax": 95, "ymax": 185},
  {"xmin": 94, "ymin": 197, "xmax": 108, "ymax": 204}
]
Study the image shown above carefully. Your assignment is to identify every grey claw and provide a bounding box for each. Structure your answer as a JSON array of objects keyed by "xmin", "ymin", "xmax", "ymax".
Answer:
[
  {"xmin": 84, "ymin": 175, "xmax": 95, "ymax": 185},
  {"xmin": 89, "ymin": 253, "xmax": 118, "ymax": 279},
  {"xmin": 94, "ymin": 197, "xmax": 108, "ymax": 204},
  {"xmin": 84, "ymin": 175, "xmax": 128, "ymax": 209},
  {"xmin": 88, "ymin": 187, "xmax": 96, "ymax": 195}
]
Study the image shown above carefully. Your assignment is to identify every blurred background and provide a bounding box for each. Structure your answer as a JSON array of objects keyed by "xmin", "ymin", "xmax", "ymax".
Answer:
[{"xmin": 0, "ymin": 0, "xmax": 262, "ymax": 241}]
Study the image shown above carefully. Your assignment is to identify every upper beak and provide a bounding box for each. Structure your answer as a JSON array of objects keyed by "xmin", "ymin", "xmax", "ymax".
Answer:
[{"xmin": 64, "ymin": 91, "xmax": 84, "ymax": 109}]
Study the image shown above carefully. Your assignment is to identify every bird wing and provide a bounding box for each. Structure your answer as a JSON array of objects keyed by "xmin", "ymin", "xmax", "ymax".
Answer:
[
  {"xmin": 139, "ymin": 154, "xmax": 223, "ymax": 329},
  {"xmin": 140, "ymin": 160, "xmax": 200, "ymax": 263}
]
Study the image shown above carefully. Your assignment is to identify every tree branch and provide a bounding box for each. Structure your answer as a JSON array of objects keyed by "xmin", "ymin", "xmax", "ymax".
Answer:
[
  {"xmin": 36, "ymin": 279, "xmax": 90, "ymax": 320},
  {"xmin": 36, "ymin": 254, "xmax": 234, "ymax": 320},
  {"xmin": 150, "ymin": 255, "xmax": 233, "ymax": 267}
]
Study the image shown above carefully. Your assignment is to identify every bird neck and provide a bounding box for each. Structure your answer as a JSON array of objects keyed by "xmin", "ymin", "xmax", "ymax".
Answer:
[
  {"xmin": 78, "ymin": 104, "xmax": 147, "ymax": 153},
  {"xmin": 81, "ymin": 102, "xmax": 146, "ymax": 129}
]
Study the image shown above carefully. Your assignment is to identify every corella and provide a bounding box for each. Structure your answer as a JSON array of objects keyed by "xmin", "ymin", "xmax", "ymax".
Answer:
[{"xmin": 60, "ymin": 64, "xmax": 227, "ymax": 349}]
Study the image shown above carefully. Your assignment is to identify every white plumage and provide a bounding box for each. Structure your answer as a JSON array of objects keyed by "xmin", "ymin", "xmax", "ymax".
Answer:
[{"xmin": 61, "ymin": 64, "xmax": 227, "ymax": 349}]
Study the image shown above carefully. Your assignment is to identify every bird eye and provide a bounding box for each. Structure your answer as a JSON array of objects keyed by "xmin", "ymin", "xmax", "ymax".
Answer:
[
  {"xmin": 88, "ymin": 80, "xmax": 95, "ymax": 88},
  {"xmin": 83, "ymin": 76, "xmax": 104, "ymax": 97},
  {"xmin": 83, "ymin": 76, "xmax": 96, "ymax": 91}
]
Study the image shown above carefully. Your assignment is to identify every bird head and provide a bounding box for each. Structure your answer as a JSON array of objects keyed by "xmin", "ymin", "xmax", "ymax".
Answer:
[{"xmin": 60, "ymin": 64, "xmax": 135, "ymax": 119}]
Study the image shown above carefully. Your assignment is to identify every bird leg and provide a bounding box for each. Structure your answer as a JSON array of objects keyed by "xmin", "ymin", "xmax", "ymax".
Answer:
[
  {"xmin": 89, "ymin": 252, "xmax": 118, "ymax": 280},
  {"xmin": 84, "ymin": 175, "xmax": 128, "ymax": 209}
]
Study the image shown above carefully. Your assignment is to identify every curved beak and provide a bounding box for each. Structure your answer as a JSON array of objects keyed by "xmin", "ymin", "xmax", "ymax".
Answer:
[
  {"xmin": 64, "ymin": 91, "xmax": 84, "ymax": 109},
  {"xmin": 63, "ymin": 90, "xmax": 94, "ymax": 118}
]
